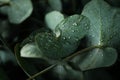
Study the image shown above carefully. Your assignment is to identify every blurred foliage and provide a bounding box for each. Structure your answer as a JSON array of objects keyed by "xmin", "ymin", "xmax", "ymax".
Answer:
[{"xmin": 0, "ymin": 0, "xmax": 120, "ymax": 80}]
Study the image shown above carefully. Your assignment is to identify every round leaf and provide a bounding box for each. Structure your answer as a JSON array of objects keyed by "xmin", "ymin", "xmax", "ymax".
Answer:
[
  {"xmin": 0, "ymin": 0, "xmax": 33, "ymax": 24},
  {"xmin": 45, "ymin": 11, "xmax": 64, "ymax": 32}
]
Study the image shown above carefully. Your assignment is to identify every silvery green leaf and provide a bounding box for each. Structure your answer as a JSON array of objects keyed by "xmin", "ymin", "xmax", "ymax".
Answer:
[
  {"xmin": 48, "ymin": 0, "xmax": 62, "ymax": 11},
  {"xmin": 0, "ymin": 0, "xmax": 33, "ymax": 24},
  {"xmin": 36, "ymin": 15, "xmax": 90, "ymax": 59},
  {"xmin": 72, "ymin": 47, "xmax": 117, "ymax": 71},
  {"xmin": 72, "ymin": 0, "xmax": 119, "ymax": 71},
  {"xmin": 82, "ymin": 0, "xmax": 120, "ymax": 48},
  {"xmin": 35, "ymin": 32, "xmax": 77, "ymax": 59},
  {"xmin": 52, "ymin": 63, "xmax": 83, "ymax": 80},
  {"xmin": 20, "ymin": 43, "xmax": 43, "ymax": 58},
  {"xmin": 55, "ymin": 15, "xmax": 90, "ymax": 44},
  {"xmin": 15, "ymin": 45, "xmax": 40, "ymax": 79},
  {"xmin": 45, "ymin": 11, "xmax": 64, "ymax": 32},
  {"xmin": 20, "ymin": 28, "xmax": 50, "ymax": 47},
  {"xmin": 35, "ymin": 32, "xmax": 66, "ymax": 59}
]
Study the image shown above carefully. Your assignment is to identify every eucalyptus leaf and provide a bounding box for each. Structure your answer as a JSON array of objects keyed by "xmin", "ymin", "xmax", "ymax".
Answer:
[
  {"xmin": 55, "ymin": 15, "xmax": 90, "ymax": 43},
  {"xmin": 71, "ymin": 0, "xmax": 119, "ymax": 71},
  {"xmin": 35, "ymin": 15, "xmax": 90, "ymax": 59},
  {"xmin": 16, "ymin": 44, "xmax": 51, "ymax": 80},
  {"xmin": 45, "ymin": 11, "xmax": 64, "ymax": 32},
  {"xmin": 72, "ymin": 47, "xmax": 117, "ymax": 71},
  {"xmin": 15, "ymin": 44, "xmax": 39, "ymax": 78},
  {"xmin": 0, "ymin": 0, "xmax": 33, "ymax": 24},
  {"xmin": 20, "ymin": 28, "xmax": 50, "ymax": 47},
  {"xmin": 52, "ymin": 63, "xmax": 83, "ymax": 80},
  {"xmin": 35, "ymin": 32, "xmax": 65, "ymax": 59},
  {"xmin": 82, "ymin": 0, "xmax": 120, "ymax": 48},
  {"xmin": 20, "ymin": 43, "xmax": 43, "ymax": 58}
]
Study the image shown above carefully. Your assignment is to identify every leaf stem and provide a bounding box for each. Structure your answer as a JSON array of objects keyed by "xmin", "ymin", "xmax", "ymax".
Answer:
[
  {"xmin": 0, "ymin": 34, "xmax": 13, "ymax": 54},
  {"xmin": 63, "ymin": 45, "xmax": 103, "ymax": 61},
  {"xmin": 27, "ymin": 64, "xmax": 57, "ymax": 80},
  {"xmin": 26, "ymin": 45, "xmax": 103, "ymax": 80}
]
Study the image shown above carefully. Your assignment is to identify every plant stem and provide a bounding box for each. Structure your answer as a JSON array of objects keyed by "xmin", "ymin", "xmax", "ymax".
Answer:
[
  {"xmin": 63, "ymin": 45, "xmax": 103, "ymax": 61},
  {"xmin": 0, "ymin": 35, "xmax": 12, "ymax": 53},
  {"xmin": 27, "ymin": 64, "xmax": 57, "ymax": 80},
  {"xmin": 26, "ymin": 45, "xmax": 103, "ymax": 80}
]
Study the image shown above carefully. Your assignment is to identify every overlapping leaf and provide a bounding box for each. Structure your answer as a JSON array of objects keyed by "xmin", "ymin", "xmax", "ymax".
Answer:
[
  {"xmin": 45, "ymin": 11, "xmax": 64, "ymax": 32},
  {"xmin": 21, "ymin": 15, "xmax": 90, "ymax": 60},
  {"xmin": 0, "ymin": 0, "xmax": 33, "ymax": 24},
  {"xmin": 15, "ymin": 44, "xmax": 44, "ymax": 80},
  {"xmin": 72, "ymin": 0, "xmax": 119, "ymax": 71},
  {"xmin": 17, "ymin": 0, "xmax": 120, "ymax": 79}
]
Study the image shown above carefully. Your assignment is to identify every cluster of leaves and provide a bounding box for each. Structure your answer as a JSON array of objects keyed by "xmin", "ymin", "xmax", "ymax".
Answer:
[{"xmin": 0, "ymin": 0, "xmax": 120, "ymax": 80}]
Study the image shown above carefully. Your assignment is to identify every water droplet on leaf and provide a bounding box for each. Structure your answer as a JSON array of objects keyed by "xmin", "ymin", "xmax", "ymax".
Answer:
[
  {"xmin": 55, "ymin": 30, "xmax": 61, "ymax": 38},
  {"xmin": 72, "ymin": 22, "xmax": 77, "ymax": 26},
  {"xmin": 68, "ymin": 36, "xmax": 71, "ymax": 39}
]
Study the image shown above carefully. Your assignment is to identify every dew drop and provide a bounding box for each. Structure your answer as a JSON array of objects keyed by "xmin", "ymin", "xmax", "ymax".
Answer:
[
  {"xmin": 68, "ymin": 36, "xmax": 71, "ymax": 39},
  {"xmin": 73, "ymin": 22, "xmax": 77, "ymax": 26},
  {"xmin": 48, "ymin": 39, "xmax": 53, "ymax": 42},
  {"xmin": 75, "ymin": 38, "xmax": 79, "ymax": 41},
  {"xmin": 55, "ymin": 30, "xmax": 61, "ymax": 38}
]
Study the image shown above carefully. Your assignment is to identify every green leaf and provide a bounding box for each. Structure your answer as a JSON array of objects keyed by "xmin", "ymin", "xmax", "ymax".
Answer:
[
  {"xmin": 52, "ymin": 63, "xmax": 83, "ymax": 80},
  {"xmin": 82, "ymin": 0, "xmax": 120, "ymax": 48},
  {"xmin": 72, "ymin": 47, "xmax": 117, "ymax": 71},
  {"xmin": 55, "ymin": 15, "xmax": 90, "ymax": 44},
  {"xmin": 35, "ymin": 32, "xmax": 65, "ymax": 59},
  {"xmin": 15, "ymin": 44, "xmax": 48, "ymax": 80},
  {"xmin": 71, "ymin": 0, "xmax": 119, "ymax": 71},
  {"xmin": 20, "ymin": 43, "xmax": 43, "ymax": 58},
  {"xmin": 20, "ymin": 28, "xmax": 50, "ymax": 47},
  {"xmin": 45, "ymin": 11, "xmax": 64, "ymax": 32},
  {"xmin": 15, "ymin": 44, "xmax": 43, "ymax": 80},
  {"xmin": 35, "ymin": 15, "xmax": 90, "ymax": 59},
  {"xmin": 0, "ymin": 0, "xmax": 33, "ymax": 24}
]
